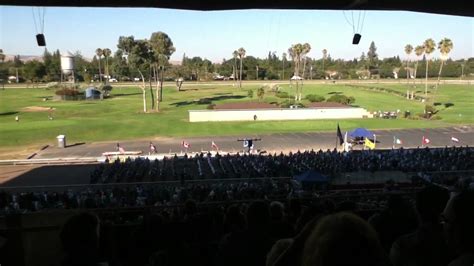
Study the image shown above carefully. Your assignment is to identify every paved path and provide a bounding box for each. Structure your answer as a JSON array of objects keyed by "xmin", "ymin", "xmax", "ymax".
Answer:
[{"xmin": 34, "ymin": 125, "xmax": 474, "ymax": 159}]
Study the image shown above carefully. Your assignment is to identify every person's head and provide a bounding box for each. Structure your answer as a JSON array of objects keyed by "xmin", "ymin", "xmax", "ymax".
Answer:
[
  {"xmin": 270, "ymin": 201, "xmax": 285, "ymax": 221},
  {"xmin": 442, "ymin": 190, "xmax": 474, "ymax": 254},
  {"xmin": 246, "ymin": 201, "xmax": 269, "ymax": 229},
  {"xmin": 416, "ymin": 185, "xmax": 449, "ymax": 224},
  {"xmin": 60, "ymin": 212, "xmax": 100, "ymax": 255},
  {"xmin": 225, "ymin": 204, "xmax": 245, "ymax": 231},
  {"xmin": 184, "ymin": 199, "xmax": 197, "ymax": 217},
  {"xmin": 288, "ymin": 198, "xmax": 302, "ymax": 217},
  {"xmin": 303, "ymin": 212, "xmax": 387, "ymax": 266},
  {"xmin": 295, "ymin": 205, "xmax": 322, "ymax": 234}
]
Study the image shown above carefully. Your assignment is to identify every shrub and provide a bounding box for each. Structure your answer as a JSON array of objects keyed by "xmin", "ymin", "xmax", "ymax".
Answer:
[
  {"xmin": 257, "ymin": 87, "xmax": 265, "ymax": 101},
  {"xmin": 247, "ymin": 90, "xmax": 254, "ymax": 98},
  {"xmin": 100, "ymin": 84, "xmax": 113, "ymax": 92},
  {"xmin": 278, "ymin": 100, "xmax": 292, "ymax": 108},
  {"xmin": 348, "ymin": 96, "xmax": 355, "ymax": 104},
  {"xmin": 305, "ymin": 94, "xmax": 325, "ymax": 102},
  {"xmin": 55, "ymin": 88, "xmax": 80, "ymax": 96},
  {"xmin": 416, "ymin": 105, "xmax": 438, "ymax": 119},
  {"xmin": 326, "ymin": 94, "xmax": 355, "ymax": 105},
  {"xmin": 424, "ymin": 104, "xmax": 437, "ymax": 115},
  {"xmin": 275, "ymin": 91, "xmax": 289, "ymax": 98}
]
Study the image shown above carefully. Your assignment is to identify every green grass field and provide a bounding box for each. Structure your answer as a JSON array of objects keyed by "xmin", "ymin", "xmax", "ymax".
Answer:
[{"xmin": 0, "ymin": 82, "xmax": 472, "ymax": 150}]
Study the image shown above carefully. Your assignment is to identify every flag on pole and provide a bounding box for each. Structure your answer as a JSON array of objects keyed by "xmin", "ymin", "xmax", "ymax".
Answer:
[
  {"xmin": 451, "ymin": 136, "xmax": 459, "ymax": 143},
  {"xmin": 343, "ymin": 131, "xmax": 350, "ymax": 152},
  {"xmin": 211, "ymin": 141, "xmax": 219, "ymax": 150},
  {"xmin": 422, "ymin": 136, "xmax": 430, "ymax": 145},
  {"xmin": 337, "ymin": 123, "xmax": 344, "ymax": 145},
  {"xmin": 149, "ymin": 142, "xmax": 157, "ymax": 154},
  {"xmin": 393, "ymin": 136, "xmax": 402, "ymax": 145},
  {"xmin": 364, "ymin": 138, "xmax": 376, "ymax": 149},
  {"xmin": 182, "ymin": 141, "xmax": 190, "ymax": 149}
]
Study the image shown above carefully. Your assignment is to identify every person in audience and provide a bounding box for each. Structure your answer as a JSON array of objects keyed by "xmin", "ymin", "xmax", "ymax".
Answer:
[
  {"xmin": 442, "ymin": 190, "xmax": 474, "ymax": 266},
  {"xmin": 218, "ymin": 201, "xmax": 273, "ymax": 266},
  {"xmin": 266, "ymin": 205, "xmax": 325, "ymax": 266},
  {"xmin": 390, "ymin": 185, "xmax": 452, "ymax": 266},
  {"xmin": 302, "ymin": 212, "xmax": 389, "ymax": 266},
  {"xmin": 369, "ymin": 194, "xmax": 418, "ymax": 252},
  {"xmin": 59, "ymin": 212, "xmax": 103, "ymax": 266},
  {"xmin": 268, "ymin": 201, "xmax": 294, "ymax": 241}
]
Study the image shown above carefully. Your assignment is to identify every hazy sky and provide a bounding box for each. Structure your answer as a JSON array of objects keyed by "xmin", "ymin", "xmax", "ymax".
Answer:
[{"xmin": 1, "ymin": 6, "xmax": 473, "ymax": 62}]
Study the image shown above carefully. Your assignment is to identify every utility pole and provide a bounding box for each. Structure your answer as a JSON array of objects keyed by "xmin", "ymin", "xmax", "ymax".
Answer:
[{"xmin": 256, "ymin": 65, "xmax": 259, "ymax": 80}]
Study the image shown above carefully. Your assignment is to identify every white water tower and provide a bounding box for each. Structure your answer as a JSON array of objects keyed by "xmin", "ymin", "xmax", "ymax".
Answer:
[{"xmin": 60, "ymin": 51, "xmax": 75, "ymax": 83}]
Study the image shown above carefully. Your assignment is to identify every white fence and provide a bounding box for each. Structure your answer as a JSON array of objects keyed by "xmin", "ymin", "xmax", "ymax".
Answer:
[{"xmin": 189, "ymin": 107, "xmax": 372, "ymax": 122}]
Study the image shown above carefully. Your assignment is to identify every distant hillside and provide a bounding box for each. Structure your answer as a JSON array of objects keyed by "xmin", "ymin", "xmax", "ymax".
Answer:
[{"xmin": 4, "ymin": 54, "xmax": 43, "ymax": 62}]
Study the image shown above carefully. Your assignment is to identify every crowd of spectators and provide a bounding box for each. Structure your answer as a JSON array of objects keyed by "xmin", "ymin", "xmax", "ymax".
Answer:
[
  {"xmin": 0, "ymin": 146, "xmax": 473, "ymax": 266},
  {"xmin": 90, "ymin": 146, "xmax": 474, "ymax": 184},
  {"xmin": 0, "ymin": 179, "xmax": 293, "ymax": 214},
  {"xmin": 1, "ymin": 146, "xmax": 473, "ymax": 214},
  {"xmin": 0, "ymin": 179, "xmax": 411, "ymax": 214},
  {"xmin": 3, "ymin": 186, "xmax": 469, "ymax": 266}
]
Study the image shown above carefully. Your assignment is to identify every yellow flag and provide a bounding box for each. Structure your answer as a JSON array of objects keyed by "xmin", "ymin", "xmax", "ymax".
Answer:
[{"xmin": 364, "ymin": 138, "xmax": 376, "ymax": 149}]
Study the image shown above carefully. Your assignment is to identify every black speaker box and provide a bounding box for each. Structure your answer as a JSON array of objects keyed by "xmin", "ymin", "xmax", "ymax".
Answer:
[
  {"xmin": 352, "ymin": 33, "xmax": 361, "ymax": 45},
  {"xmin": 36, "ymin": 34, "xmax": 46, "ymax": 46}
]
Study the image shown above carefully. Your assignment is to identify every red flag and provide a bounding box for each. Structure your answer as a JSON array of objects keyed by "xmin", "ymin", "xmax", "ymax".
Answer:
[
  {"xmin": 422, "ymin": 136, "xmax": 430, "ymax": 145},
  {"xmin": 211, "ymin": 141, "xmax": 219, "ymax": 150},
  {"xmin": 182, "ymin": 141, "xmax": 190, "ymax": 149}
]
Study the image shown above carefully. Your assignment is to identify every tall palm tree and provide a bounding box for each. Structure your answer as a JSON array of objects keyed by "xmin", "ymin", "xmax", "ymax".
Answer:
[
  {"xmin": 282, "ymin": 52, "xmax": 287, "ymax": 80},
  {"xmin": 423, "ymin": 38, "xmax": 436, "ymax": 96},
  {"xmin": 0, "ymin": 49, "xmax": 5, "ymax": 63},
  {"xmin": 414, "ymin": 45, "xmax": 424, "ymax": 84},
  {"xmin": 301, "ymin": 43, "xmax": 311, "ymax": 79},
  {"xmin": 322, "ymin": 49, "xmax": 327, "ymax": 75},
  {"xmin": 232, "ymin": 50, "xmax": 238, "ymax": 85},
  {"xmin": 102, "ymin": 48, "xmax": 112, "ymax": 82},
  {"xmin": 436, "ymin": 38, "xmax": 453, "ymax": 87},
  {"xmin": 95, "ymin": 48, "xmax": 103, "ymax": 82},
  {"xmin": 404, "ymin": 44, "xmax": 413, "ymax": 83},
  {"xmin": 237, "ymin": 47, "xmax": 246, "ymax": 88},
  {"xmin": 288, "ymin": 43, "xmax": 304, "ymax": 77},
  {"xmin": 288, "ymin": 44, "xmax": 305, "ymax": 102}
]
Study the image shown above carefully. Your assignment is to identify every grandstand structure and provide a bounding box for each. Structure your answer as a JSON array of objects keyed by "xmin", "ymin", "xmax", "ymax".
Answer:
[
  {"xmin": 1, "ymin": 1, "xmax": 472, "ymax": 266},
  {"xmin": 1, "ymin": 145, "xmax": 473, "ymax": 266}
]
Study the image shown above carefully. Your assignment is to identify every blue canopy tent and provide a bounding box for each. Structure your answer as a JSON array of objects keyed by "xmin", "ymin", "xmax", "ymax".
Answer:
[
  {"xmin": 349, "ymin": 128, "xmax": 374, "ymax": 139},
  {"xmin": 294, "ymin": 170, "xmax": 329, "ymax": 185}
]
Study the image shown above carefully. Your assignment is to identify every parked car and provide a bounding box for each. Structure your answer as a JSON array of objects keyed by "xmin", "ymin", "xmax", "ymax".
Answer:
[
  {"xmin": 109, "ymin": 78, "xmax": 118, "ymax": 82},
  {"xmin": 213, "ymin": 74, "xmax": 225, "ymax": 80}
]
